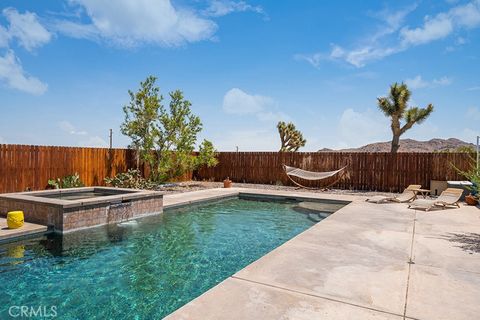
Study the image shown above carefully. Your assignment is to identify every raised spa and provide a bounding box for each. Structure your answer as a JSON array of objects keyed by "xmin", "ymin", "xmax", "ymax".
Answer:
[{"xmin": 0, "ymin": 187, "xmax": 163, "ymax": 233}]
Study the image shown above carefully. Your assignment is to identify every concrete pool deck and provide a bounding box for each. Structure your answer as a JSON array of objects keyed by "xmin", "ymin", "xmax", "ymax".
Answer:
[
  {"xmin": 0, "ymin": 218, "xmax": 48, "ymax": 243},
  {"xmin": 164, "ymin": 188, "xmax": 480, "ymax": 320}
]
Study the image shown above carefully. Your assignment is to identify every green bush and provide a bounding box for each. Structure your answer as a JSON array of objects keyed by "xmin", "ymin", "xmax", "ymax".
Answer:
[
  {"xmin": 453, "ymin": 155, "xmax": 479, "ymax": 197},
  {"xmin": 48, "ymin": 173, "xmax": 84, "ymax": 189},
  {"xmin": 104, "ymin": 169, "xmax": 155, "ymax": 190},
  {"xmin": 462, "ymin": 169, "xmax": 480, "ymax": 197}
]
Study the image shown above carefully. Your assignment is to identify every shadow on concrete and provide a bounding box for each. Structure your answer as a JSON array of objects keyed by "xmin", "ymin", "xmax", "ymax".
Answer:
[{"xmin": 440, "ymin": 232, "xmax": 480, "ymax": 254}]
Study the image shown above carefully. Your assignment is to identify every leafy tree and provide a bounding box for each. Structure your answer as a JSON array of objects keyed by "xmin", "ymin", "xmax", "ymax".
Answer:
[
  {"xmin": 196, "ymin": 140, "xmax": 218, "ymax": 168},
  {"xmin": 277, "ymin": 121, "xmax": 306, "ymax": 152},
  {"xmin": 377, "ymin": 83, "xmax": 434, "ymax": 153},
  {"xmin": 121, "ymin": 76, "xmax": 218, "ymax": 182},
  {"xmin": 121, "ymin": 76, "xmax": 160, "ymax": 170}
]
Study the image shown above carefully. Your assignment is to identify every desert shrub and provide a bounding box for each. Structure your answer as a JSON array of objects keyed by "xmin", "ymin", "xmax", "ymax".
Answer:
[
  {"xmin": 48, "ymin": 173, "xmax": 84, "ymax": 189},
  {"xmin": 453, "ymin": 155, "xmax": 479, "ymax": 197},
  {"xmin": 104, "ymin": 169, "xmax": 155, "ymax": 190}
]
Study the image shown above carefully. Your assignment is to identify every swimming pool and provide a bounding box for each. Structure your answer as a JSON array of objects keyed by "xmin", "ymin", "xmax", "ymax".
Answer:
[{"xmin": 0, "ymin": 197, "xmax": 330, "ymax": 319}]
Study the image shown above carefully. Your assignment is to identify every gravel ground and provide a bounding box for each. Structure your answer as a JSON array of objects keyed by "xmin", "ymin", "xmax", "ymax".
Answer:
[{"xmin": 157, "ymin": 181, "xmax": 393, "ymax": 197}]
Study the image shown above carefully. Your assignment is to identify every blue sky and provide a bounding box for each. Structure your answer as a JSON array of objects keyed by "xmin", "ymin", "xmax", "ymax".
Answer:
[{"xmin": 0, "ymin": 0, "xmax": 479, "ymax": 151}]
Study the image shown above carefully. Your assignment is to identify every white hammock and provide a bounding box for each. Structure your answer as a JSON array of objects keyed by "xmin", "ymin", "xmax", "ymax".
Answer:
[
  {"xmin": 283, "ymin": 164, "xmax": 348, "ymax": 189},
  {"xmin": 284, "ymin": 165, "xmax": 347, "ymax": 180}
]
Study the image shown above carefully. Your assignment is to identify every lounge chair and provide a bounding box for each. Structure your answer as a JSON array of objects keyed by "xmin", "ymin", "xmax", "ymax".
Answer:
[
  {"xmin": 408, "ymin": 188, "xmax": 463, "ymax": 211},
  {"xmin": 366, "ymin": 184, "xmax": 422, "ymax": 203}
]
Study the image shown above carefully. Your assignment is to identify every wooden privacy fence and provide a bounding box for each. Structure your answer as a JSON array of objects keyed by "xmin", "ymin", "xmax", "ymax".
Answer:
[
  {"xmin": 0, "ymin": 144, "xmax": 195, "ymax": 193},
  {"xmin": 0, "ymin": 145, "xmax": 474, "ymax": 193},
  {"xmin": 0, "ymin": 145, "xmax": 139, "ymax": 193},
  {"xmin": 195, "ymin": 152, "xmax": 474, "ymax": 192}
]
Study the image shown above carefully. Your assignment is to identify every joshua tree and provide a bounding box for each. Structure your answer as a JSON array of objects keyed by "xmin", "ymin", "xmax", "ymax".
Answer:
[
  {"xmin": 277, "ymin": 121, "xmax": 306, "ymax": 152},
  {"xmin": 377, "ymin": 83, "xmax": 434, "ymax": 153}
]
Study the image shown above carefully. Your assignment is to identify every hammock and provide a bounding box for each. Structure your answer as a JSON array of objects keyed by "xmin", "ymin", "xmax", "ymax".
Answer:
[{"xmin": 283, "ymin": 164, "xmax": 348, "ymax": 190}]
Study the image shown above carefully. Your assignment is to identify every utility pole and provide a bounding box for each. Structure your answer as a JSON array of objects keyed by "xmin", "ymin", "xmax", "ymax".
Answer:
[
  {"xmin": 107, "ymin": 129, "xmax": 113, "ymax": 176},
  {"xmin": 477, "ymin": 135, "xmax": 479, "ymax": 173}
]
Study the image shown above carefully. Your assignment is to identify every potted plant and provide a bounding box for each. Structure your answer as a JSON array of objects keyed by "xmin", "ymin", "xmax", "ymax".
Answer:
[
  {"xmin": 223, "ymin": 177, "xmax": 232, "ymax": 188},
  {"xmin": 463, "ymin": 174, "xmax": 479, "ymax": 206},
  {"xmin": 453, "ymin": 154, "xmax": 479, "ymax": 207},
  {"xmin": 465, "ymin": 193, "xmax": 479, "ymax": 206}
]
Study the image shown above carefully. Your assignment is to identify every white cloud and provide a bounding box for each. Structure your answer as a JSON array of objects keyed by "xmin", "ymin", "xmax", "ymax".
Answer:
[
  {"xmin": 335, "ymin": 108, "xmax": 439, "ymax": 148},
  {"xmin": 296, "ymin": 5, "xmax": 415, "ymax": 68},
  {"xmin": 59, "ymin": 121, "xmax": 88, "ymax": 135},
  {"xmin": 216, "ymin": 88, "xmax": 291, "ymax": 150},
  {"xmin": 403, "ymin": 120, "xmax": 439, "ymax": 140},
  {"xmin": 79, "ymin": 136, "xmax": 108, "ymax": 147},
  {"xmin": 400, "ymin": 13, "xmax": 453, "ymax": 45},
  {"xmin": 0, "ymin": 136, "xmax": 5, "ymax": 144},
  {"xmin": 294, "ymin": 52, "xmax": 324, "ymax": 69},
  {"xmin": 343, "ymin": 46, "xmax": 399, "ymax": 68},
  {"xmin": 295, "ymin": 44, "xmax": 400, "ymax": 68},
  {"xmin": 405, "ymin": 75, "xmax": 429, "ymax": 89},
  {"xmin": 401, "ymin": 1, "xmax": 480, "ymax": 45},
  {"xmin": 433, "ymin": 76, "xmax": 452, "ymax": 86},
  {"xmin": 59, "ymin": 121, "xmax": 107, "ymax": 147},
  {"xmin": 256, "ymin": 110, "xmax": 290, "ymax": 122},
  {"xmin": 55, "ymin": 0, "xmax": 218, "ymax": 47},
  {"xmin": 203, "ymin": 0, "xmax": 264, "ymax": 17},
  {"xmin": 213, "ymin": 128, "xmax": 279, "ymax": 151},
  {"xmin": 405, "ymin": 75, "xmax": 452, "ymax": 89},
  {"xmin": 0, "ymin": 9, "xmax": 51, "ymax": 94},
  {"xmin": 336, "ymin": 108, "xmax": 389, "ymax": 148},
  {"xmin": 445, "ymin": 36, "xmax": 469, "ymax": 51},
  {"xmin": 450, "ymin": 1, "xmax": 480, "ymax": 28},
  {"xmin": 0, "ymin": 26, "xmax": 9, "ymax": 48},
  {"xmin": 460, "ymin": 128, "xmax": 480, "ymax": 143},
  {"xmin": 466, "ymin": 86, "xmax": 480, "ymax": 91},
  {"xmin": 3, "ymin": 8, "xmax": 52, "ymax": 51},
  {"xmin": 296, "ymin": 44, "xmax": 401, "ymax": 69},
  {"xmin": 455, "ymin": 36, "xmax": 467, "ymax": 45},
  {"xmin": 0, "ymin": 50, "xmax": 48, "ymax": 94},
  {"xmin": 466, "ymin": 107, "xmax": 480, "ymax": 120},
  {"xmin": 50, "ymin": 20, "xmax": 99, "ymax": 42},
  {"xmin": 297, "ymin": 1, "xmax": 480, "ymax": 68},
  {"xmin": 223, "ymin": 88, "xmax": 273, "ymax": 114},
  {"xmin": 369, "ymin": 4, "xmax": 418, "ymax": 41},
  {"xmin": 222, "ymin": 87, "xmax": 289, "ymax": 123}
]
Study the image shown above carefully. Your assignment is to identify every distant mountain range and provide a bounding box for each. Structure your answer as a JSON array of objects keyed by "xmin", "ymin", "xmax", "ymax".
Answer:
[{"xmin": 318, "ymin": 138, "xmax": 477, "ymax": 153}]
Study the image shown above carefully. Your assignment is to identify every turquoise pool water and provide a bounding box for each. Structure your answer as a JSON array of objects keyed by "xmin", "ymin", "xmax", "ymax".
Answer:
[{"xmin": 0, "ymin": 198, "xmax": 322, "ymax": 319}]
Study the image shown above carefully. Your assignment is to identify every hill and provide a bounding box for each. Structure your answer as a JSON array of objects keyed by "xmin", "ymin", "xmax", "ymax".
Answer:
[{"xmin": 319, "ymin": 138, "xmax": 476, "ymax": 153}]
